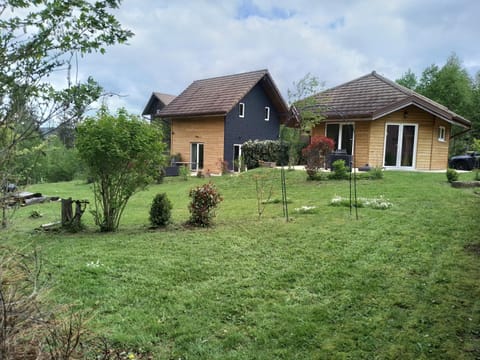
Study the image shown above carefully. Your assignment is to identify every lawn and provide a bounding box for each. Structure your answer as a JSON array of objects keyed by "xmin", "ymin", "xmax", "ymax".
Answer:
[{"xmin": 3, "ymin": 169, "xmax": 480, "ymax": 359}]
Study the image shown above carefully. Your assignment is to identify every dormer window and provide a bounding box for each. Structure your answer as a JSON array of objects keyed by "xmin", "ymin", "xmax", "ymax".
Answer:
[
  {"xmin": 239, "ymin": 102, "xmax": 245, "ymax": 118},
  {"xmin": 438, "ymin": 126, "xmax": 446, "ymax": 141},
  {"xmin": 264, "ymin": 106, "xmax": 270, "ymax": 121}
]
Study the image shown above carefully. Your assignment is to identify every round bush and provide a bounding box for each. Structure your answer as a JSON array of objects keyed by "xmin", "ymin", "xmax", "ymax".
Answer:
[
  {"xmin": 446, "ymin": 168, "xmax": 459, "ymax": 183},
  {"xmin": 149, "ymin": 193, "xmax": 172, "ymax": 227}
]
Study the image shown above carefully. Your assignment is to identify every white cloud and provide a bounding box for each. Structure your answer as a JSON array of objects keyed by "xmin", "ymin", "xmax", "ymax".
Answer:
[{"xmin": 71, "ymin": 0, "xmax": 480, "ymax": 114}]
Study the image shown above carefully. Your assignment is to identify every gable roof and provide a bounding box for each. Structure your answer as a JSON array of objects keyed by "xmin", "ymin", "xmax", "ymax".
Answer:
[
  {"xmin": 158, "ymin": 69, "xmax": 289, "ymax": 120},
  {"xmin": 142, "ymin": 92, "xmax": 176, "ymax": 116},
  {"xmin": 312, "ymin": 71, "xmax": 471, "ymax": 128}
]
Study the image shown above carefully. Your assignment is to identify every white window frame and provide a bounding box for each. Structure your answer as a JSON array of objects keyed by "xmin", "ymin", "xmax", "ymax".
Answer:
[
  {"xmin": 438, "ymin": 126, "xmax": 446, "ymax": 142},
  {"xmin": 325, "ymin": 122, "xmax": 355, "ymax": 154},
  {"xmin": 383, "ymin": 123, "xmax": 418, "ymax": 169},
  {"xmin": 239, "ymin": 102, "xmax": 245, "ymax": 118},
  {"xmin": 264, "ymin": 106, "xmax": 270, "ymax": 121}
]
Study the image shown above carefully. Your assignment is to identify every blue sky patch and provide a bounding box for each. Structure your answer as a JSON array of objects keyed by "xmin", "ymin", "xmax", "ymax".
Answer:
[
  {"xmin": 328, "ymin": 16, "xmax": 345, "ymax": 30},
  {"xmin": 236, "ymin": 0, "xmax": 294, "ymax": 20}
]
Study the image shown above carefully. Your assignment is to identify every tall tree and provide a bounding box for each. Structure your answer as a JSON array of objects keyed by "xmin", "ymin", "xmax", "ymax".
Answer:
[
  {"xmin": 0, "ymin": 0, "xmax": 133, "ymax": 227},
  {"xmin": 76, "ymin": 107, "xmax": 165, "ymax": 232},
  {"xmin": 396, "ymin": 69, "xmax": 417, "ymax": 90},
  {"xmin": 287, "ymin": 73, "xmax": 325, "ymax": 133},
  {"xmin": 396, "ymin": 54, "xmax": 480, "ymax": 153},
  {"xmin": 281, "ymin": 73, "xmax": 325, "ymax": 167}
]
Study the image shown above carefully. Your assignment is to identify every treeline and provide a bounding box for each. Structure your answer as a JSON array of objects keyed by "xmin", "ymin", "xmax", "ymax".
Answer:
[{"xmin": 396, "ymin": 53, "xmax": 480, "ymax": 154}]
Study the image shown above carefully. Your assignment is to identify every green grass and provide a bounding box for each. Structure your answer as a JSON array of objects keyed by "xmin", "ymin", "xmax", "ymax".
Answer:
[{"xmin": 4, "ymin": 169, "xmax": 480, "ymax": 359}]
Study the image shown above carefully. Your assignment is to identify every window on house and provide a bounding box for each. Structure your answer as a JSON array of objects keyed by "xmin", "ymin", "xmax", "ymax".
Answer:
[
  {"xmin": 239, "ymin": 102, "xmax": 245, "ymax": 118},
  {"xmin": 438, "ymin": 126, "xmax": 446, "ymax": 141},
  {"xmin": 326, "ymin": 123, "xmax": 354, "ymax": 155},
  {"xmin": 264, "ymin": 106, "xmax": 270, "ymax": 121}
]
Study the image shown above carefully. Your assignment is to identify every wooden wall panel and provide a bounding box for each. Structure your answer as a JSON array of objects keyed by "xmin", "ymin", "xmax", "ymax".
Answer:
[
  {"xmin": 307, "ymin": 105, "xmax": 452, "ymax": 170},
  {"xmin": 171, "ymin": 116, "xmax": 225, "ymax": 174},
  {"xmin": 371, "ymin": 106, "xmax": 451, "ymax": 170},
  {"xmin": 353, "ymin": 121, "xmax": 370, "ymax": 167},
  {"xmin": 368, "ymin": 119, "xmax": 386, "ymax": 168}
]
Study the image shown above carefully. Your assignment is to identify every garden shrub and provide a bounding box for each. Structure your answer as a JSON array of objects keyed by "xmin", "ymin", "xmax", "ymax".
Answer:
[
  {"xmin": 329, "ymin": 159, "xmax": 349, "ymax": 180},
  {"xmin": 149, "ymin": 193, "xmax": 172, "ymax": 227},
  {"xmin": 179, "ymin": 165, "xmax": 190, "ymax": 180},
  {"xmin": 241, "ymin": 140, "xmax": 288, "ymax": 169},
  {"xmin": 188, "ymin": 182, "xmax": 223, "ymax": 227},
  {"xmin": 302, "ymin": 135, "xmax": 335, "ymax": 180},
  {"xmin": 446, "ymin": 168, "xmax": 459, "ymax": 183},
  {"xmin": 366, "ymin": 167, "xmax": 384, "ymax": 180}
]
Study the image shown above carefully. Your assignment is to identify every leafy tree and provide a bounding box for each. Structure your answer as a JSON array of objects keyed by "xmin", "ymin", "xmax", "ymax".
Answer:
[
  {"xmin": 287, "ymin": 73, "xmax": 325, "ymax": 133},
  {"xmin": 396, "ymin": 54, "xmax": 480, "ymax": 154},
  {"xmin": 282, "ymin": 73, "xmax": 325, "ymax": 167},
  {"xmin": 0, "ymin": 0, "xmax": 133, "ymax": 227},
  {"xmin": 76, "ymin": 107, "xmax": 165, "ymax": 232},
  {"xmin": 396, "ymin": 69, "xmax": 417, "ymax": 90}
]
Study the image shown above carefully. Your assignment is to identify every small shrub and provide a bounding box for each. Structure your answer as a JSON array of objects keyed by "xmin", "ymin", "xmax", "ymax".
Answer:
[
  {"xmin": 179, "ymin": 165, "xmax": 190, "ymax": 180},
  {"xmin": 302, "ymin": 136, "xmax": 335, "ymax": 180},
  {"xmin": 474, "ymin": 169, "xmax": 480, "ymax": 181},
  {"xmin": 188, "ymin": 183, "xmax": 223, "ymax": 227},
  {"xmin": 446, "ymin": 168, "xmax": 459, "ymax": 183},
  {"xmin": 329, "ymin": 159, "xmax": 349, "ymax": 180},
  {"xmin": 218, "ymin": 159, "xmax": 230, "ymax": 175},
  {"xmin": 367, "ymin": 167, "xmax": 384, "ymax": 180},
  {"xmin": 149, "ymin": 193, "xmax": 172, "ymax": 227}
]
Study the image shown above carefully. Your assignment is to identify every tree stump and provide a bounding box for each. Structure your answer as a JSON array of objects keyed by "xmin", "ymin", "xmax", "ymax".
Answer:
[{"xmin": 61, "ymin": 198, "xmax": 89, "ymax": 229}]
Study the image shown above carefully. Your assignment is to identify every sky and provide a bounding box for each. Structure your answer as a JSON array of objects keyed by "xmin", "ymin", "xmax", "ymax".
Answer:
[{"xmin": 74, "ymin": 0, "xmax": 480, "ymax": 115}]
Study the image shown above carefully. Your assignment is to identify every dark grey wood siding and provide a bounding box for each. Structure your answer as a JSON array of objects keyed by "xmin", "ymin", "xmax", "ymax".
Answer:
[{"xmin": 224, "ymin": 82, "xmax": 281, "ymax": 170}]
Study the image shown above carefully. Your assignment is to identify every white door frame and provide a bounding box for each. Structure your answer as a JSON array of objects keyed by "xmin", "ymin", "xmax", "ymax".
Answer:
[
  {"xmin": 190, "ymin": 142, "xmax": 204, "ymax": 171},
  {"xmin": 383, "ymin": 123, "xmax": 418, "ymax": 169},
  {"xmin": 233, "ymin": 144, "xmax": 242, "ymax": 172}
]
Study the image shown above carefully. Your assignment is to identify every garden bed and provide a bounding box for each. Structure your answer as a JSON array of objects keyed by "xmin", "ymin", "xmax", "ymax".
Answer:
[{"xmin": 451, "ymin": 180, "xmax": 480, "ymax": 188}]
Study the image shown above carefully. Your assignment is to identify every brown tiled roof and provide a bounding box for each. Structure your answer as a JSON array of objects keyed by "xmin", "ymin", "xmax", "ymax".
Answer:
[
  {"xmin": 142, "ymin": 92, "xmax": 176, "ymax": 115},
  {"xmin": 312, "ymin": 71, "xmax": 471, "ymax": 128},
  {"xmin": 158, "ymin": 69, "xmax": 289, "ymax": 119},
  {"xmin": 153, "ymin": 92, "xmax": 176, "ymax": 106}
]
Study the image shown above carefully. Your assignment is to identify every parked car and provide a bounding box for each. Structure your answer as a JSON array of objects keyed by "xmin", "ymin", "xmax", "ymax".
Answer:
[{"xmin": 449, "ymin": 151, "xmax": 480, "ymax": 170}]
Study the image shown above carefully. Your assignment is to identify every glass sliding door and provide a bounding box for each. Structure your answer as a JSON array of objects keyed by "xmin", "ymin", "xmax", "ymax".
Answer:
[
  {"xmin": 384, "ymin": 124, "xmax": 417, "ymax": 168},
  {"xmin": 190, "ymin": 143, "xmax": 204, "ymax": 171}
]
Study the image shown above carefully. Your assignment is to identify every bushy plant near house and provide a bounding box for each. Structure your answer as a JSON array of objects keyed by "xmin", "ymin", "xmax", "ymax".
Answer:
[
  {"xmin": 365, "ymin": 167, "xmax": 384, "ymax": 180},
  {"xmin": 241, "ymin": 139, "xmax": 288, "ymax": 169},
  {"xmin": 149, "ymin": 193, "xmax": 172, "ymax": 227},
  {"xmin": 446, "ymin": 168, "xmax": 459, "ymax": 183},
  {"xmin": 329, "ymin": 159, "xmax": 349, "ymax": 180},
  {"xmin": 179, "ymin": 165, "xmax": 190, "ymax": 181},
  {"xmin": 188, "ymin": 182, "xmax": 223, "ymax": 227},
  {"xmin": 302, "ymin": 135, "xmax": 335, "ymax": 180}
]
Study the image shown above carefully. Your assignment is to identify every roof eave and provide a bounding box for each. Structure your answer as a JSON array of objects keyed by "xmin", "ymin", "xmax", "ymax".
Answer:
[
  {"xmin": 372, "ymin": 96, "xmax": 471, "ymax": 129},
  {"xmin": 141, "ymin": 93, "xmax": 157, "ymax": 116},
  {"xmin": 158, "ymin": 111, "xmax": 227, "ymax": 119}
]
